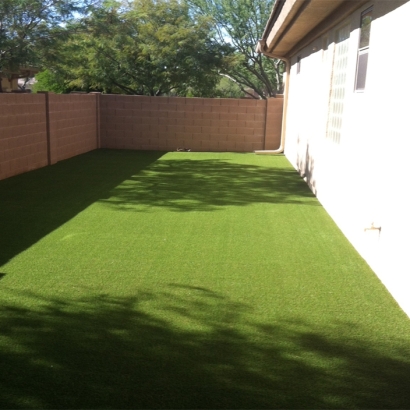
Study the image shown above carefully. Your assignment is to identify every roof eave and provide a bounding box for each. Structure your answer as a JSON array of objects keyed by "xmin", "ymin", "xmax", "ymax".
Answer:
[{"xmin": 258, "ymin": 0, "xmax": 369, "ymax": 59}]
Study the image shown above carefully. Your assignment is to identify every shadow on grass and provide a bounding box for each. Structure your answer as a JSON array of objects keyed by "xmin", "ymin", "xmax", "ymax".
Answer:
[
  {"xmin": 101, "ymin": 157, "xmax": 319, "ymax": 213},
  {"xmin": 0, "ymin": 285, "xmax": 410, "ymax": 409},
  {"xmin": 0, "ymin": 150, "xmax": 165, "ymax": 266},
  {"xmin": 0, "ymin": 150, "xmax": 317, "ymax": 267}
]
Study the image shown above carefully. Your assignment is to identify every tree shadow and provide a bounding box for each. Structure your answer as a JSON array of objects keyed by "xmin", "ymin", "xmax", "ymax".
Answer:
[
  {"xmin": 100, "ymin": 156, "xmax": 319, "ymax": 213},
  {"xmin": 1, "ymin": 284, "xmax": 410, "ymax": 409},
  {"xmin": 0, "ymin": 150, "xmax": 318, "ymax": 267},
  {"xmin": 0, "ymin": 150, "xmax": 165, "ymax": 266}
]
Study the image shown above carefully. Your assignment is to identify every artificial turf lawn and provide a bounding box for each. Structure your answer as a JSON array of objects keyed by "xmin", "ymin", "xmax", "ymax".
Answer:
[{"xmin": 0, "ymin": 149, "xmax": 410, "ymax": 409}]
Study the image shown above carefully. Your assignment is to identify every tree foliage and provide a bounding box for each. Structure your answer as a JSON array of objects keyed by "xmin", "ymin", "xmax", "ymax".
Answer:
[
  {"xmin": 0, "ymin": 0, "xmax": 88, "ymax": 92},
  {"xmin": 27, "ymin": 0, "xmax": 283, "ymax": 98},
  {"xmin": 39, "ymin": 0, "xmax": 228, "ymax": 96},
  {"xmin": 188, "ymin": 0, "xmax": 284, "ymax": 98},
  {"xmin": 32, "ymin": 69, "xmax": 71, "ymax": 93}
]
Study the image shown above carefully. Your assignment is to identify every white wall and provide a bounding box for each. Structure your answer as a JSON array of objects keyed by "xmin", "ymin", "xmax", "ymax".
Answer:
[{"xmin": 284, "ymin": 0, "xmax": 410, "ymax": 316}]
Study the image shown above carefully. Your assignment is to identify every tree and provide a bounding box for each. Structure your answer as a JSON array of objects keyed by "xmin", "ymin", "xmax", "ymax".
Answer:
[
  {"xmin": 0, "ymin": 0, "xmax": 89, "ymax": 92},
  {"xmin": 32, "ymin": 69, "xmax": 72, "ymax": 93},
  {"xmin": 188, "ymin": 0, "xmax": 284, "ymax": 99},
  {"xmin": 39, "ymin": 0, "xmax": 228, "ymax": 96}
]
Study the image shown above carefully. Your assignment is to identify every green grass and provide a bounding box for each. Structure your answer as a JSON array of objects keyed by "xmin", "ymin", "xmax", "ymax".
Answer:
[{"xmin": 1, "ymin": 149, "xmax": 410, "ymax": 409}]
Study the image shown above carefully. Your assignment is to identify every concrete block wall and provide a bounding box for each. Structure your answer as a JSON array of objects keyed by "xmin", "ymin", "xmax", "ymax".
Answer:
[
  {"xmin": 48, "ymin": 94, "xmax": 98, "ymax": 164},
  {"xmin": 0, "ymin": 94, "xmax": 48, "ymax": 180},
  {"xmin": 1, "ymin": 93, "xmax": 283, "ymax": 181},
  {"xmin": 264, "ymin": 96, "xmax": 284, "ymax": 150},
  {"xmin": 0, "ymin": 93, "xmax": 99, "ymax": 181},
  {"xmin": 100, "ymin": 95, "xmax": 277, "ymax": 152}
]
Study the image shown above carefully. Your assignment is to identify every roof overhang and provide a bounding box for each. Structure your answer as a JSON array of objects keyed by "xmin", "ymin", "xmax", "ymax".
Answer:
[
  {"xmin": 1, "ymin": 66, "xmax": 39, "ymax": 79},
  {"xmin": 257, "ymin": 0, "xmax": 368, "ymax": 59}
]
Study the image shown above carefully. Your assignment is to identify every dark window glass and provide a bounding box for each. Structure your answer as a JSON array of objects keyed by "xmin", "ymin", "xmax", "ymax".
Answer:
[
  {"xmin": 359, "ymin": 9, "xmax": 372, "ymax": 49},
  {"xmin": 356, "ymin": 50, "xmax": 369, "ymax": 91},
  {"xmin": 355, "ymin": 7, "xmax": 372, "ymax": 91}
]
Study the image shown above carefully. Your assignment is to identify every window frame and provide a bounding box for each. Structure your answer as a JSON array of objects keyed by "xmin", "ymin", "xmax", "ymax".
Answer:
[{"xmin": 354, "ymin": 6, "xmax": 373, "ymax": 92}]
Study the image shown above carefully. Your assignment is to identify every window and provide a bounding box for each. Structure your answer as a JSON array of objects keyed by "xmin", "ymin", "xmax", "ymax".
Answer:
[{"xmin": 355, "ymin": 7, "xmax": 373, "ymax": 91}]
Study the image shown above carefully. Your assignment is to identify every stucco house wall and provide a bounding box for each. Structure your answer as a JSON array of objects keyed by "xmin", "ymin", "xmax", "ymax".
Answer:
[
  {"xmin": 282, "ymin": 0, "xmax": 410, "ymax": 314},
  {"xmin": 1, "ymin": 77, "xmax": 19, "ymax": 92}
]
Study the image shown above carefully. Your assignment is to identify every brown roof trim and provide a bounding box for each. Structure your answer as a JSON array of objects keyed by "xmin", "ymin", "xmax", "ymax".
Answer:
[
  {"xmin": 269, "ymin": 0, "xmax": 311, "ymax": 54},
  {"xmin": 261, "ymin": 0, "xmax": 287, "ymax": 41},
  {"xmin": 259, "ymin": 0, "xmax": 370, "ymax": 58},
  {"xmin": 287, "ymin": 0, "xmax": 368, "ymax": 57}
]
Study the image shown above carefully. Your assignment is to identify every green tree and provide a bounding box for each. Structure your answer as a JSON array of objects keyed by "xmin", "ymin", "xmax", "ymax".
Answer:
[
  {"xmin": 188, "ymin": 0, "xmax": 284, "ymax": 99},
  {"xmin": 33, "ymin": 69, "xmax": 72, "ymax": 93},
  {"xmin": 0, "ymin": 0, "xmax": 88, "ymax": 92},
  {"xmin": 213, "ymin": 77, "xmax": 243, "ymax": 98},
  {"xmin": 40, "ymin": 0, "xmax": 228, "ymax": 96}
]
